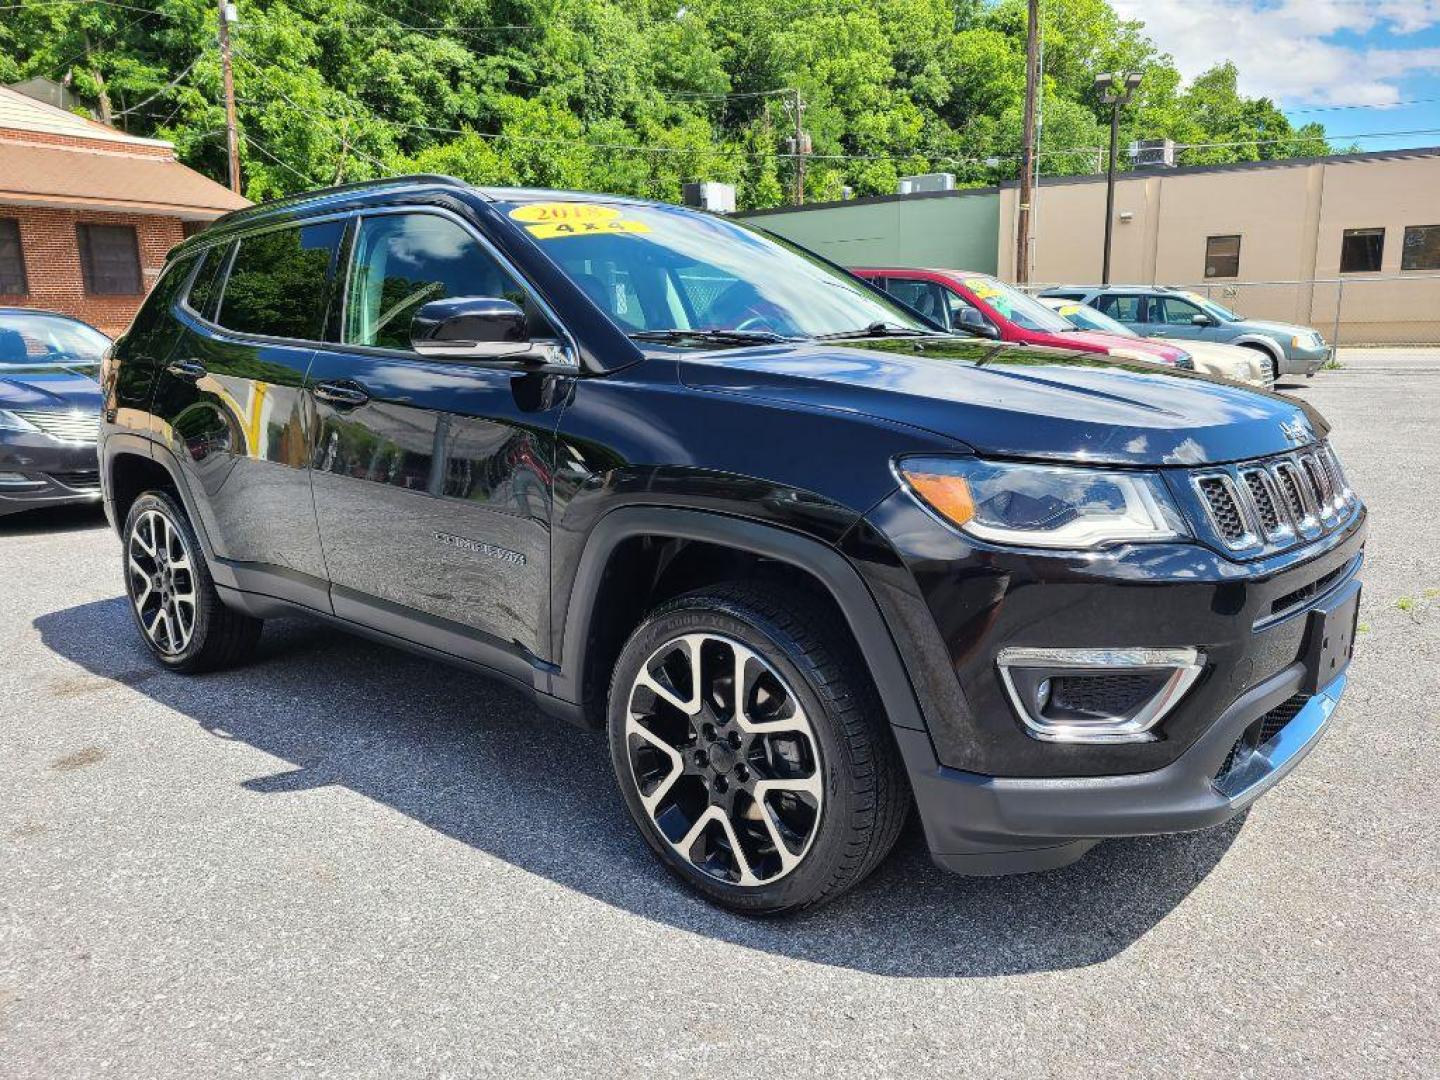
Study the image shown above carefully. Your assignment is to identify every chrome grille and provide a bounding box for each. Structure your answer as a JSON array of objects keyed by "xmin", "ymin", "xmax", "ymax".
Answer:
[
  {"xmin": 1190, "ymin": 441, "xmax": 1358, "ymax": 556},
  {"xmin": 11, "ymin": 409, "xmax": 99, "ymax": 443}
]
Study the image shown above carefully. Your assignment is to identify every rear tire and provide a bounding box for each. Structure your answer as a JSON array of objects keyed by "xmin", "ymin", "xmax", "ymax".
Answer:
[
  {"xmin": 607, "ymin": 582, "xmax": 909, "ymax": 915},
  {"xmin": 121, "ymin": 491, "xmax": 262, "ymax": 673}
]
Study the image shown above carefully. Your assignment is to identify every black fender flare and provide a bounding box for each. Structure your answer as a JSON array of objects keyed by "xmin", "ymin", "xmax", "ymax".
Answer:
[{"xmin": 551, "ymin": 506, "xmax": 926, "ymax": 732}]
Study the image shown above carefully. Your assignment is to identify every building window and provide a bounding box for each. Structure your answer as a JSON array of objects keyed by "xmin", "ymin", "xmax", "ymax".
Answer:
[
  {"xmin": 0, "ymin": 218, "xmax": 27, "ymax": 295},
  {"xmin": 1204, "ymin": 234, "xmax": 1241, "ymax": 278},
  {"xmin": 77, "ymin": 223, "xmax": 142, "ymax": 294},
  {"xmin": 1401, "ymin": 225, "xmax": 1440, "ymax": 271},
  {"xmin": 1340, "ymin": 227, "xmax": 1384, "ymax": 273}
]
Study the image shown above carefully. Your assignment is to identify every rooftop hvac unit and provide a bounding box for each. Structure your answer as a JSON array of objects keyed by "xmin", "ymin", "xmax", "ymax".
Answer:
[
  {"xmin": 1129, "ymin": 139, "xmax": 1176, "ymax": 169},
  {"xmin": 897, "ymin": 172, "xmax": 956, "ymax": 195},
  {"xmin": 682, "ymin": 182, "xmax": 737, "ymax": 214}
]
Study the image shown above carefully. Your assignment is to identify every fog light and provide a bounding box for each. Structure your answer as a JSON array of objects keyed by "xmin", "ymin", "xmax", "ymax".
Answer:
[{"xmin": 996, "ymin": 647, "xmax": 1204, "ymax": 743}]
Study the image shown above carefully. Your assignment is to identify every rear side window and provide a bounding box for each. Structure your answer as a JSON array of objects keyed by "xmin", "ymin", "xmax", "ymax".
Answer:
[
  {"xmin": 343, "ymin": 213, "xmax": 536, "ymax": 350},
  {"xmin": 1095, "ymin": 293, "xmax": 1143, "ymax": 321},
  {"xmin": 216, "ymin": 221, "xmax": 343, "ymax": 340}
]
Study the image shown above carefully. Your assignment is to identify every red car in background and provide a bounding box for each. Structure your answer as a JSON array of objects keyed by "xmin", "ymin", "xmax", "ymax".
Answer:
[{"xmin": 853, "ymin": 267, "xmax": 1194, "ymax": 369}]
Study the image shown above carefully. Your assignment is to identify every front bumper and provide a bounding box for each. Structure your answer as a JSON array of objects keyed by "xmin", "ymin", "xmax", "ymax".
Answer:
[
  {"xmin": 1280, "ymin": 341, "xmax": 1330, "ymax": 375},
  {"xmin": 0, "ymin": 432, "xmax": 102, "ymax": 516},
  {"xmin": 897, "ymin": 658, "xmax": 1349, "ymax": 875}
]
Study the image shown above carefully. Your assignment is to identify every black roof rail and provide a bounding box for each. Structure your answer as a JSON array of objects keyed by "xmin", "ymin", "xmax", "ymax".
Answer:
[{"xmin": 205, "ymin": 173, "xmax": 475, "ymax": 231}]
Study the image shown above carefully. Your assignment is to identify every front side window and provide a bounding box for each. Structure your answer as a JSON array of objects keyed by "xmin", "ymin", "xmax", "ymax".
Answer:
[
  {"xmin": 0, "ymin": 218, "xmax": 27, "ymax": 295},
  {"xmin": 1151, "ymin": 296, "xmax": 1207, "ymax": 325},
  {"xmin": 343, "ymin": 213, "xmax": 536, "ymax": 350},
  {"xmin": 1401, "ymin": 225, "xmax": 1440, "ymax": 271},
  {"xmin": 77, "ymin": 223, "xmax": 142, "ymax": 295},
  {"xmin": 1340, "ymin": 227, "xmax": 1384, "ymax": 273},
  {"xmin": 884, "ymin": 279, "xmax": 951, "ymax": 329},
  {"xmin": 1095, "ymin": 293, "xmax": 1143, "ymax": 322},
  {"xmin": 502, "ymin": 200, "xmax": 929, "ymax": 341},
  {"xmin": 1204, "ymin": 235, "xmax": 1241, "ymax": 278},
  {"xmin": 216, "ymin": 221, "xmax": 343, "ymax": 339}
]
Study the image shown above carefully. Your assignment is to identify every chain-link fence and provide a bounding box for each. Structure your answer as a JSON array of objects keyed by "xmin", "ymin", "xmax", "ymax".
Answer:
[{"xmin": 1161, "ymin": 276, "xmax": 1440, "ymax": 348}]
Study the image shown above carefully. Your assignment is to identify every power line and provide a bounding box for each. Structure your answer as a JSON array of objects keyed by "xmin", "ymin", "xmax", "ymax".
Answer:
[
  {"xmin": 238, "ymin": 130, "xmax": 318, "ymax": 184},
  {"xmin": 1285, "ymin": 96, "xmax": 1440, "ymax": 115},
  {"xmin": 112, "ymin": 49, "xmax": 206, "ymax": 116}
]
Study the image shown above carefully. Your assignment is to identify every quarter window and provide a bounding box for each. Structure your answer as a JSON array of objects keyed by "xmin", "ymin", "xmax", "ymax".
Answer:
[
  {"xmin": 1401, "ymin": 225, "xmax": 1440, "ymax": 271},
  {"xmin": 216, "ymin": 222, "xmax": 343, "ymax": 339},
  {"xmin": 344, "ymin": 213, "xmax": 538, "ymax": 350},
  {"xmin": 185, "ymin": 243, "xmax": 231, "ymax": 320},
  {"xmin": 77, "ymin": 223, "xmax": 142, "ymax": 295},
  {"xmin": 1340, "ymin": 227, "xmax": 1384, "ymax": 273},
  {"xmin": 0, "ymin": 218, "xmax": 27, "ymax": 295},
  {"xmin": 1204, "ymin": 235, "xmax": 1241, "ymax": 278}
]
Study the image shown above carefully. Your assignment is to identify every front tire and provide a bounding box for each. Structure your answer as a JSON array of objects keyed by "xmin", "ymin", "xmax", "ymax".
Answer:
[
  {"xmin": 607, "ymin": 582, "xmax": 909, "ymax": 914},
  {"xmin": 122, "ymin": 491, "xmax": 262, "ymax": 673}
]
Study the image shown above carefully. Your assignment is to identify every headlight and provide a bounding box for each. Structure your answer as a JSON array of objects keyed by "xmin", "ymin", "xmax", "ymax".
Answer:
[
  {"xmin": 1107, "ymin": 346, "xmax": 1173, "ymax": 366},
  {"xmin": 0, "ymin": 409, "xmax": 39, "ymax": 433},
  {"xmin": 896, "ymin": 457, "xmax": 1189, "ymax": 549},
  {"xmin": 1291, "ymin": 332, "xmax": 1323, "ymax": 349}
]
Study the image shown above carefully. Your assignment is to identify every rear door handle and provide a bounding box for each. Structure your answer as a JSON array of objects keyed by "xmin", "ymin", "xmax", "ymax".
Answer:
[
  {"xmin": 313, "ymin": 380, "xmax": 371, "ymax": 408},
  {"xmin": 165, "ymin": 359, "xmax": 207, "ymax": 380}
]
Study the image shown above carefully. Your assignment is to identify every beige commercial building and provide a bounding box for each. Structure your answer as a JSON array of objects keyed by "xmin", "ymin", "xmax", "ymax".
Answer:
[
  {"xmin": 997, "ymin": 145, "xmax": 1440, "ymax": 344},
  {"xmin": 747, "ymin": 145, "xmax": 1440, "ymax": 344}
]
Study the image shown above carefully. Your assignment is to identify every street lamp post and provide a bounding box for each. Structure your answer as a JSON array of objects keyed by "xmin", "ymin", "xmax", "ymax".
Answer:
[{"xmin": 1095, "ymin": 71, "xmax": 1142, "ymax": 285}]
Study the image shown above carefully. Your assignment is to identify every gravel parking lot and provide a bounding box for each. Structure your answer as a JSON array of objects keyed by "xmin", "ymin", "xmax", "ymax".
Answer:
[{"xmin": 1, "ymin": 350, "xmax": 1436, "ymax": 1078}]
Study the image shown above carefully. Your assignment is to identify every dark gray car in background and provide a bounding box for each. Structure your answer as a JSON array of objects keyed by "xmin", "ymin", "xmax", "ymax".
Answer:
[{"xmin": 0, "ymin": 309, "xmax": 107, "ymax": 517}]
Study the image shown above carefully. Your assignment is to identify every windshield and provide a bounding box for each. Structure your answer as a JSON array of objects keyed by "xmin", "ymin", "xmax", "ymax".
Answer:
[
  {"xmin": 1041, "ymin": 299, "xmax": 1139, "ymax": 338},
  {"xmin": 501, "ymin": 200, "xmax": 932, "ymax": 341},
  {"xmin": 1177, "ymin": 291, "xmax": 1242, "ymax": 322},
  {"xmin": 958, "ymin": 275, "xmax": 1074, "ymax": 333},
  {"xmin": 0, "ymin": 312, "xmax": 109, "ymax": 367}
]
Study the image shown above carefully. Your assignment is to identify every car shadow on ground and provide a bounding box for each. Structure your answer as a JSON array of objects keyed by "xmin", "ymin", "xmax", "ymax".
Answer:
[
  {"xmin": 0, "ymin": 503, "xmax": 107, "ymax": 536},
  {"xmin": 35, "ymin": 596, "xmax": 1243, "ymax": 978}
]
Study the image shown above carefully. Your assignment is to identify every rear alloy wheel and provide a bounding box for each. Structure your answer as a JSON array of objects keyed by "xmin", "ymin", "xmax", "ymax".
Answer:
[
  {"xmin": 608, "ymin": 583, "xmax": 909, "ymax": 914},
  {"xmin": 122, "ymin": 491, "xmax": 262, "ymax": 672}
]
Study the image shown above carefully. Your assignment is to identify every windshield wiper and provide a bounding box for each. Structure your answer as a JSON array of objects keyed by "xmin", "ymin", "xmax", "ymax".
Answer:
[
  {"xmin": 810, "ymin": 322, "xmax": 942, "ymax": 341},
  {"xmin": 628, "ymin": 328, "xmax": 795, "ymax": 346}
]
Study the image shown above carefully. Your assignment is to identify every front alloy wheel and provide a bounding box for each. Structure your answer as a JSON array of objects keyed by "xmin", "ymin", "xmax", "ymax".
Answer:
[
  {"xmin": 608, "ymin": 583, "xmax": 910, "ymax": 914},
  {"xmin": 625, "ymin": 632, "xmax": 823, "ymax": 886}
]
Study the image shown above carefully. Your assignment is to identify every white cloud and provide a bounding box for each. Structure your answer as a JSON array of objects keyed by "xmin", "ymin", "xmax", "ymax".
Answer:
[{"xmin": 1110, "ymin": 0, "xmax": 1440, "ymax": 107}]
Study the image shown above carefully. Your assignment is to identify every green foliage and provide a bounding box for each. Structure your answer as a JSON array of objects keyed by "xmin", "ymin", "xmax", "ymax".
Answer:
[{"xmin": 0, "ymin": 0, "xmax": 1333, "ymax": 207}]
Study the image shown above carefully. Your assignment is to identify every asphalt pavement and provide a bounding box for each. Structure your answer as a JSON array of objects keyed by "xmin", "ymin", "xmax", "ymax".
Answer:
[{"xmin": 1, "ymin": 349, "xmax": 1436, "ymax": 1077}]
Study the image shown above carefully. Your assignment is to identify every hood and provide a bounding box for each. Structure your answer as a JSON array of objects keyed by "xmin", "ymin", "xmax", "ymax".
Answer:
[
  {"xmin": 676, "ymin": 337, "xmax": 1326, "ymax": 467},
  {"xmin": 1236, "ymin": 319, "xmax": 1313, "ymax": 338},
  {"xmin": 0, "ymin": 364, "xmax": 103, "ymax": 412}
]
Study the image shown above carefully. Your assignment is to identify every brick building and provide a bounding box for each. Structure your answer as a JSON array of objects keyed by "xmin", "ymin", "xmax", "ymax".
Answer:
[{"xmin": 0, "ymin": 86, "xmax": 249, "ymax": 337}]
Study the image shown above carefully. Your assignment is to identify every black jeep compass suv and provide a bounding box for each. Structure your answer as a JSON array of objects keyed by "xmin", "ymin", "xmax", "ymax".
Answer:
[{"xmin": 98, "ymin": 177, "xmax": 1365, "ymax": 914}]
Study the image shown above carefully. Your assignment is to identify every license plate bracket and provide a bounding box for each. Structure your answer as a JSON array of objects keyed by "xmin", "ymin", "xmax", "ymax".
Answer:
[{"xmin": 1300, "ymin": 582, "xmax": 1361, "ymax": 694}]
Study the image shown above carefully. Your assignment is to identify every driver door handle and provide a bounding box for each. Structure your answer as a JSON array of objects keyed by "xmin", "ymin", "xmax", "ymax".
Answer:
[
  {"xmin": 165, "ymin": 359, "xmax": 207, "ymax": 380},
  {"xmin": 313, "ymin": 380, "xmax": 371, "ymax": 408}
]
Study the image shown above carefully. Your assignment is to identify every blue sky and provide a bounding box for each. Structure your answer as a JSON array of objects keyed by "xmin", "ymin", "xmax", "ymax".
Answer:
[{"xmin": 1110, "ymin": 1, "xmax": 1440, "ymax": 151}]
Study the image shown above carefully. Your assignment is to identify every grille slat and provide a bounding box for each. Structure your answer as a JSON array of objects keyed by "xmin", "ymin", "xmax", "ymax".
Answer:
[
  {"xmin": 1198, "ymin": 476, "xmax": 1249, "ymax": 544},
  {"xmin": 11, "ymin": 409, "xmax": 99, "ymax": 443}
]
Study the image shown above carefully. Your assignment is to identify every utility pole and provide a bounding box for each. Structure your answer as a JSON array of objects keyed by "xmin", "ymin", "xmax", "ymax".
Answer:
[
  {"xmin": 218, "ymin": 0, "xmax": 241, "ymax": 194},
  {"xmin": 791, "ymin": 88, "xmax": 807, "ymax": 205},
  {"xmin": 1014, "ymin": 0, "xmax": 1039, "ymax": 284},
  {"xmin": 1095, "ymin": 71, "xmax": 1142, "ymax": 285}
]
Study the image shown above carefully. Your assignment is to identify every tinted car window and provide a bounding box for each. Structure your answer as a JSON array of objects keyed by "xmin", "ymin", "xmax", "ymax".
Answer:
[
  {"xmin": 216, "ymin": 221, "xmax": 343, "ymax": 340},
  {"xmin": 344, "ymin": 213, "xmax": 537, "ymax": 350},
  {"xmin": 185, "ymin": 243, "xmax": 231, "ymax": 321},
  {"xmin": 1095, "ymin": 293, "xmax": 1143, "ymax": 321}
]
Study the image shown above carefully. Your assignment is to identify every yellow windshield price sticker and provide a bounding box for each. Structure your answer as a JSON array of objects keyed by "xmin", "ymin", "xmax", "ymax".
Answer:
[
  {"xmin": 1058, "ymin": 304, "xmax": 1083, "ymax": 317},
  {"xmin": 968, "ymin": 279, "xmax": 1003, "ymax": 300},
  {"xmin": 509, "ymin": 202, "xmax": 650, "ymax": 240}
]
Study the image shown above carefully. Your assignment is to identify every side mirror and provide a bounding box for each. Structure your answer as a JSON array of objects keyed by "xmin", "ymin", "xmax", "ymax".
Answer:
[
  {"xmin": 958, "ymin": 307, "xmax": 1000, "ymax": 340},
  {"xmin": 410, "ymin": 296, "xmax": 535, "ymax": 360},
  {"xmin": 1191, "ymin": 313, "xmax": 1216, "ymax": 327}
]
